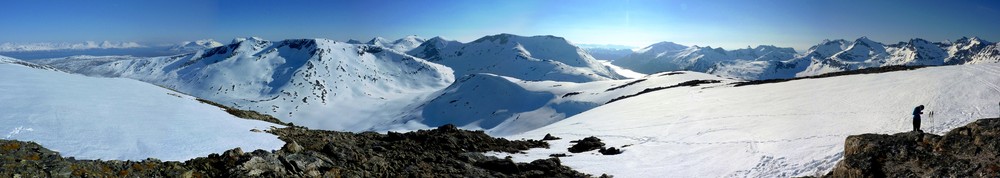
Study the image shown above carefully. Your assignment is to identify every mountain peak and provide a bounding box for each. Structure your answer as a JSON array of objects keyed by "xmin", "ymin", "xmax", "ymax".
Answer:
[
  {"xmin": 231, "ymin": 37, "xmax": 266, "ymax": 44},
  {"xmin": 345, "ymin": 39, "xmax": 364, "ymax": 44},
  {"xmin": 635, "ymin": 41, "xmax": 688, "ymax": 53},
  {"xmin": 854, "ymin": 36, "xmax": 879, "ymax": 44},
  {"xmin": 367, "ymin": 37, "xmax": 388, "ymax": 45},
  {"xmin": 965, "ymin": 36, "xmax": 992, "ymax": 44}
]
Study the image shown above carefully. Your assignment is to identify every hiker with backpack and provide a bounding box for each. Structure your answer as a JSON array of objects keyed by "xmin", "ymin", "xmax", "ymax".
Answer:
[{"xmin": 913, "ymin": 105, "xmax": 924, "ymax": 132}]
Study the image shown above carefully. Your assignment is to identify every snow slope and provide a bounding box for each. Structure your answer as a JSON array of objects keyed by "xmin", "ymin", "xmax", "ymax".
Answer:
[
  {"xmin": 416, "ymin": 71, "xmax": 731, "ymax": 135},
  {"xmin": 34, "ymin": 38, "xmax": 455, "ymax": 131},
  {"xmin": 0, "ymin": 56, "xmax": 284, "ymax": 161},
  {"xmin": 409, "ymin": 34, "xmax": 623, "ymax": 82},
  {"xmin": 495, "ymin": 63, "xmax": 1000, "ymax": 177}
]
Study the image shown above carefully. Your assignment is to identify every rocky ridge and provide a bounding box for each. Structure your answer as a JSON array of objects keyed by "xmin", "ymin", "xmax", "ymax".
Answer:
[
  {"xmin": 822, "ymin": 118, "xmax": 1000, "ymax": 177},
  {"xmin": 0, "ymin": 124, "xmax": 604, "ymax": 177}
]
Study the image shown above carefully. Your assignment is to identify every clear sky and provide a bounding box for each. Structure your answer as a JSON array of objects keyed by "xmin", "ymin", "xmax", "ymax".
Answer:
[{"xmin": 2, "ymin": 0, "xmax": 999, "ymax": 51}]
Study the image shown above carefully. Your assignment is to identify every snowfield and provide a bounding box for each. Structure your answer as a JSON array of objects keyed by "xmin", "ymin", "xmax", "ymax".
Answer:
[
  {"xmin": 494, "ymin": 63, "xmax": 1000, "ymax": 177},
  {"xmin": 0, "ymin": 56, "xmax": 284, "ymax": 161},
  {"xmin": 417, "ymin": 71, "xmax": 732, "ymax": 135}
]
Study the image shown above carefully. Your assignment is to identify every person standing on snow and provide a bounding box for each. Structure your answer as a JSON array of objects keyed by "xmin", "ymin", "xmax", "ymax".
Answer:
[{"xmin": 913, "ymin": 105, "xmax": 924, "ymax": 132}]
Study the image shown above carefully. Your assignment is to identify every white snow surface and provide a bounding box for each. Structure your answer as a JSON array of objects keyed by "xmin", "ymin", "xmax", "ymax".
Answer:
[
  {"xmin": 495, "ymin": 63, "xmax": 1000, "ymax": 177},
  {"xmin": 598, "ymin": 60, "xmax": 646, "ymax": 79},
  {"xmin": 417, "ymin": 71, "xmax": 731, "ymax": 135},
  {"xmin": 0, "ymin": 56, "xmax": 284, "ymax": 161},
  {"xmin": 35, "ymin": 38, "xmax": 456, "ymax": 131}
]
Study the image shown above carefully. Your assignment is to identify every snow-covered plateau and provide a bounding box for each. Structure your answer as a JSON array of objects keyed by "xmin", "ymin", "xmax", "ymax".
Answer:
[
  {"xmin": 0, "ymin": 55, "xmax": 284, "ymax": 161},
  {"xmin": 493, "ymin": 63, "xmax": 1000, "ymax": 177}
]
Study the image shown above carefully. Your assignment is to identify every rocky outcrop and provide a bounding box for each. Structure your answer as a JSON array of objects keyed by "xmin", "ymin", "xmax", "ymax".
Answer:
[
  {"xmin": 568, "ymin": 136, "xmax": 606, "ymax": 153},
  {"xmin": 824, "ymin": 118, "xmax": 1000, "ymax": 177},
  {"xmin": 0, "ymin": 124, "xmax": 600, "ymax": 177}
]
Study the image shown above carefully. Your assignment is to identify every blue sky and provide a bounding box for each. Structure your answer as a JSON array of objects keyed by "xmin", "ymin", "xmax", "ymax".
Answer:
[{"xmin": 2, "ymin": 0, "xmax": 999, "ymax": 51}]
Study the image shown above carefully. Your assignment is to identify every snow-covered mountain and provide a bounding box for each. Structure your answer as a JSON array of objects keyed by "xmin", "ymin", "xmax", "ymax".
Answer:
[
  {"xmin": 581, "ymin": 48, "xmax": 633, "ymax": 61},
  {"xmin": 793, "ymin": 37, "xmax": 1000, "ymax": 77},
  {"xmin": 945, "ymin": 37, "xmax": 1000, "ymax": 64},
  {"xmin": 613, "ymin": 42, "xmax": 799, "ymax": 76},
  {"xmin": 576, "ymin": 44, "xmax": 635, "ymax": 61},
  {"xmin": 708, "ymin": 40, "xmax": 851, "ymax": 80},
  {"xmin": 415, "ymin": 71, "xmax": 731, "ymax": 135},
  {"xmin": 496, "ymin": 63, "xmax": 1000, "ymax": 177},
  {"xmin": 168, "ymin": 39, "xmax": 224, "ymax": 52},
  {"xmin": 0, "ymin": 55, "xmax": 283, "ymax": 161},
  {"xmin": 623, "ymin": 37, "xmax": 1000, "ymax": 80},
  {"xmin": 409, "ymin": 34, "xmax": 624, "ymax": 82},
  {"xmin": 0, "ymin": 41, "xmax": 145, "ymax": 52},
  {"xmin": 35, "ymin": 37, "xmax": 456, "ymax": 131},
  {"xmin": 366, "ymin": 35, "xmax": 427, "ymax": 53}
]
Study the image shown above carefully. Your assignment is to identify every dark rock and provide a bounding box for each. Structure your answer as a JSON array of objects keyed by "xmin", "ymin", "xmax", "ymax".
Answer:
[
  {"xmin": 437, "ymin": 124, "xmax": 458, "ymax": 131},
  {"xmin": 549, "ymin": 153, "xmax": 570, "ymax": 158},
  {"xmin": 824, "ymin": 118, "xmax": 1000, "ymax": 177},
  {"xmin": 476, "ymin": 158, "xmax": 521, "ymax": 174},
  {"xmin": 734, "ymin": 65, "xmax": 927, "ymax": 87},
  {"xmin": 569, "ymin": 136, "xmax": 606, "ymax": 153},
  {"xmin": 282, "ymin": 141, "xmax": 304, "ymax": 153},
  {"xmin": 606, "ymin": 79, "xmax": 722, "ymax": 104},
  {"xmin": 0, "ymin": 123, "xmax": 600, "ymax": 177},
  {"xmin": 543, "ymin": 133, "xmax": 562, "ymax": 140},
  {"xmin": 599, "ymin": 147, "xmax": 624, "ymax": 155}
]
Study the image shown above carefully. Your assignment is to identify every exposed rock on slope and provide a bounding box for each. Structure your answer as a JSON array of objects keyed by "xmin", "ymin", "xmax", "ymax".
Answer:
[
  {"xmin": 0, "ymin": 125, "xmax": 600, "ymax": 177},
  {"xmin": 824, "ymin": 118, "xmax": 1000, "ymax": 177}
]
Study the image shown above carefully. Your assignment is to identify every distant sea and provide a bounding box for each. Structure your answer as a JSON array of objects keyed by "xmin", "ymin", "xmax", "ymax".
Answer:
[{"xmin": 0, "ymin": 47, "xmax": 187, "ymax": 60}]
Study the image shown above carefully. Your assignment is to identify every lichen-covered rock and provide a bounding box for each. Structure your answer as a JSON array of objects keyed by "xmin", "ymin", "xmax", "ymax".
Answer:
[
  {"xmin": 1, "ymin": 124, "xmax": 601, "ymax": 177},
  {"xmin": 568, "ymin": 136, "xmax": 606, "ymax": 153},
  {"xmin": 824, "ymin": 118, "xmax": 1000, "ymax": 177}
]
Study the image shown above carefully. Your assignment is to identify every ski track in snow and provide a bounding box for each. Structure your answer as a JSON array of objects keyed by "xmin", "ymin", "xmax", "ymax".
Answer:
[{"xmin": 4, "ymin": 126, "xmax": 33, "ymax": 139}]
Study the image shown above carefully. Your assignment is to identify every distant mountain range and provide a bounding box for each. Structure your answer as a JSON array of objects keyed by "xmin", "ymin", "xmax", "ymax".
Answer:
[
  {"xmin": 607, "ymin": 37, "xmax": 1000, "ymax": 80},
  {"xmin": 26, "ymin": 34, "xmax": 1000, "ymax": 133},
  {"xmin": 168, "ymin": 39, "xmax": 224, "ymax": 52},
  {"xmin": 9, "ymin": 33, "xmax": 1000, "ymax": 177}
]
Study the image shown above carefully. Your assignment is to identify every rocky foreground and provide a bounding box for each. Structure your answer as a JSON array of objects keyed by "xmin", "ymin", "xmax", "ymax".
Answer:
[
  {"xmin": 0, "ymin": 124, "xmax": 605, "ymax": 177},
  {"xmin": 823, "ymin": 118, "xmax": 1000, "ymax": 177}
]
